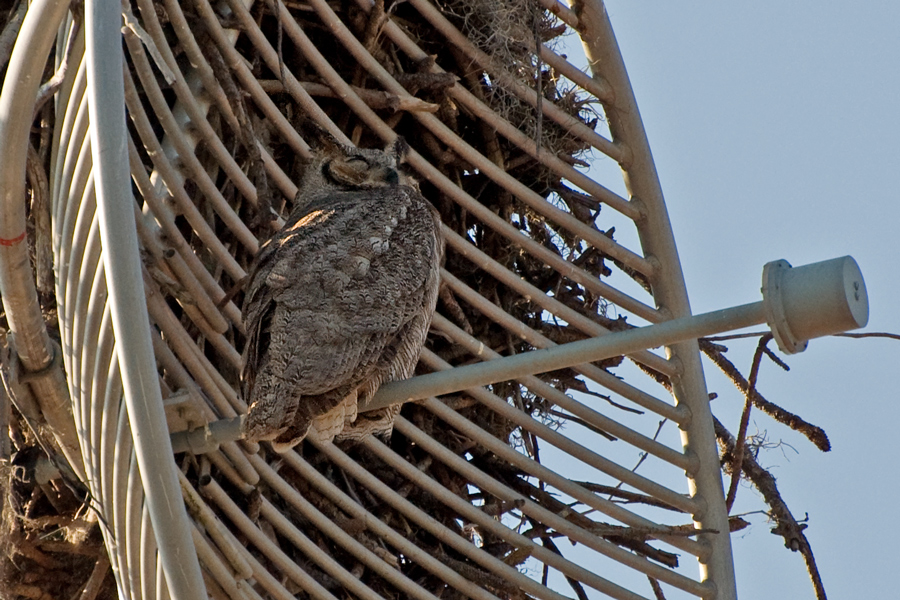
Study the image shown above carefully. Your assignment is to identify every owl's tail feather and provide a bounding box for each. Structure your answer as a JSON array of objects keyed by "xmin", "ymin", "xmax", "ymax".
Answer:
[{"xmin": 306, "ymin": 389, "xmax": 359, "ymax": 444}]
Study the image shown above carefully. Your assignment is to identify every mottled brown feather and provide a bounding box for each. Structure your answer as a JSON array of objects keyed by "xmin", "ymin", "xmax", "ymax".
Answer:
[{"xmin": 241, "ymin": 142, "xmax": 442, "ymax": 451}]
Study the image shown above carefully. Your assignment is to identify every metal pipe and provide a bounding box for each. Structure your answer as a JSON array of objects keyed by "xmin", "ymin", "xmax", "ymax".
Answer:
[
  {"xmin": 56, "ymin": 97, "xmax": 92, "ymax": 329},
  {"xmin": 171, "ymin": 417, "xmax": 243, "ymax": 455},
  {"xmin": 577, "ymin": 1, "xmax": 737, "ymax": 595},
  {"xmin": 126, "ymin": 136, "xmax": 244, "ymax": 331},
  {"xmin": 370, "ymin": 301, "xmax": 766, "ymax": 410},
  {"xmin": 257, "ymin": 496, "xmax": 430, "ymax": 600},
  {"xmin": 357, "ymin": 436, "xmax": 651, "ymax": 600},
  {"xmin": 439, "ymin": 261, "xmax": 679, "ymax": 386},
  {"xmin": 444, "ymin": 83, "xmax": 638, "ymax": 221},
  {"xmin": 250, "ymin": 455, "xmax": 484, "ymax": 600},
  {"xmin": 72, "ymin": 210, "xmax": 101, "ymax": 424},
  {"xmin": 301, "ymin": 0, "xmax": 657, "ymax": 288},
  {"xmin": 260, "ymin": 0, "xmax": 661, "ymax": 321},
  {"xmin": 538, "ymin": 0, "xmax": 580, "ymax": 29},
  {"xmin": 409, "ymin": 0, "xmax": 624, "ymax": 164},
  {"xmin": 93, "ymin": 308, "xmax": 116, "ymax": 541},
  {"xmin": 278, "ymin": 450, "xmax": 525, "ymax": 600},
  {"xmin": 417, "ymin": 347, "xmax": 699, "ymax": 514},
  {"xmin": 189, "ymin": 523, "xmax": 250, "ymax": 600},
  {"xmin": 429, "ymin": 313, "xmax": 694, "ymax": 472},
  {"xmin": 110, "ymin": 393, "xmax": 133, "ymax": 600},
  {"xmin": 200, "ymin": 480, "xmax": 340, "ymax": 600},
  {"xmin": 122, "ymin": 68, "xmax": 248, "ymax": 282},
  {"xmin": 350, "ymin": 0, "xmax": 636, "ymax": 222},
  {"xmin": 122, "ymin": 29, "xmax": 259, "ymax": 253},
  {"xmin": 125, "ymin": 453, "xmax": 145, "ymax": 600},
  {"xmin": 421, "ymin": 397, "xmax": 707, "ymax": 559},
  {"xmin": 83, "ymin": 1, "xmax": 206, "ymax": 598},
  {"xmin": 131, "ymin": 0, "xmax": 257, "ymax": 209},
  {"xmin": 82, "ymin": 239, "xmax": 109, "ymax": 491},
  {"xmin": 177, "ymin": 469, "xmax": 253, "ymax": 581},
  {"xmin": 394, "ymin": 416, "xmax": 712, "ymax": 597},
  {"xmin": 140, "ymin": 503, "xmax": 159, "ymax": 600},
  {"xmin": 305, "ymin": 441, "xmax": 573, "ymax": 600},
  {"xmin": 186, "ymin": 491, "xmax": 302, "ymax": 600},
  {"xmin": 0, "ymin": 0, "xmax": 84, "ymax": 477},
  {"xmin": 171, "ymin": 299, "xmax": 763, "ymax": 453},
  {"xmin": 144, "ymin": 280, "xmax": 248, "ymax": 417},
  {"xmin": 439, "ymin": 228, "xmax": 686, "ymax": 417},
  {"xmin": 192, "ymin": 0, "xmax": 344, "ymax": 146},
  {"xmin": 50, "ymin": 28, "xmax": 86, "ymax": 225},
  {"xmin": 52, "ymin": 51, "xmax": 88, "ymax": 247}
]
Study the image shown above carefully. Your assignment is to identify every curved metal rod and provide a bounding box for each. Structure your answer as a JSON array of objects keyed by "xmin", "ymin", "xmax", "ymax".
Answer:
[
  {"xmin": 420, "ymin": 396, "xmax": 707, "ymax": 558},
  {"xmin": 200, "ymin": 479, "xmax": 340, "ymax": 600},
  {"xmin": 354, "ymin": 436, "xmax": 647, "ymax": 600},
  {"xmin": 299, "ymin": 0, "xmax": 657, "ymax": 288},
  {"xmin": 393, "ymin": 417, "xmax": 711, "ymax": 597},
  {"xmin": 577, "ymin": 1, "xmax": 737, "ymax": 595},
  {"xmin": 0, "ymin": 0, "xmax": 84, "ymax": 477},
  {"xmin": 349, "ymin": 0, "xmax": 635, "ymax": 223},
  {"xmin": 83, "ymin": 1, "xmax": 206, "ymax": 598},
  {"xmin": 414, "ymin": 347, "xmax": 700, "ymax": 515},
  {"xmin": 429, "ymin": 313, "xmax": 694, "ymax": 471},
  {"xmin": 408, "ymin": 0, "xmax": 625, "ymax": 164}
]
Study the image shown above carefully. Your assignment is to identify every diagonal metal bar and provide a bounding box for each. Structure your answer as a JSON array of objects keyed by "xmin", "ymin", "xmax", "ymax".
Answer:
[
  {"xmin": 171, "ymin": 299, "xmax": 764, "ymax": 455},
  {"xmin": 171, "ymin": 299, "xmax": 766, "ymax": 456},
  {"xmin": 368, "ymin": 301, "xmax": 766, "ymax": 411}
]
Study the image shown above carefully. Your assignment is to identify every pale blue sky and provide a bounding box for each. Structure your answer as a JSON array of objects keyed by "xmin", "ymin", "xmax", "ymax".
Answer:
[{"xmin": 594, "ymin": 2, "xmax": 899, "ymax": 597}]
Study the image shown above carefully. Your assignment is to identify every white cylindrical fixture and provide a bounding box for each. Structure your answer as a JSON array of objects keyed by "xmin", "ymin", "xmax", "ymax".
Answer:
[{"xmin": 762, "ymin": 256, "xmax": 869, "ymax": 354}]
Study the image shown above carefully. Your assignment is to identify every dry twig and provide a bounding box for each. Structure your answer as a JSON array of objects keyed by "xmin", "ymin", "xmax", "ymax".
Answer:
[
  {"xmin": 700, "ymin": 339, "xmax": 831, "ymax": 452},
  {"xmin": 714, "ymin": 417, "xmax": 828, "ymax": 600},
  {"xmin": 725, "ymin": 334, "xmax": 771, "ymax": 511}
]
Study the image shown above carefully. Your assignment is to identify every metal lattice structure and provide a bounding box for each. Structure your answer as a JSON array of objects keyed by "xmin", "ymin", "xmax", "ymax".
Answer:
[{"xmin": 0, "ymin": 0, "xmax": 776, "ymax": 598}]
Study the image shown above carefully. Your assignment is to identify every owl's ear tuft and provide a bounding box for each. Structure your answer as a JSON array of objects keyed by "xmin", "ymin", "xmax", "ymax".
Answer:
[
  {"xmin": 323, "ymin": 158, "xmax": 370, "ymax": 187},
  {"xmin": 390, "ymin": 137, "xmax": 410, "ymax": 162},
  {"xmin": 298, "ymin": 119, "xmax": 348, "ymax": 156}
]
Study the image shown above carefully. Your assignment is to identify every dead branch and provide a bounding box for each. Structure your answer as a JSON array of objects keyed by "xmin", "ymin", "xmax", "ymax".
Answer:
[
  {"xmin": 700, "ymin": 339, "xmax": 831, "ymax": 452},
  {"xmin": 258, "ymin": 79, "xmax": 441, "ymax": 112},
  {"xmin": 834, "ymin": 332, "xmax": 900, "ymax": 341},
  {"xmin": 714, "ymin": 417, "xmax": 827, "ymax": 600},
  {"xmin": 725, "ymin": 334, "xmax": 771, "ymax": 512}
]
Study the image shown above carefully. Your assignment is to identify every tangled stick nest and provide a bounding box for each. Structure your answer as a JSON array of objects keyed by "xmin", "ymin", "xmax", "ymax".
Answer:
[{"xmin": 0, "ymin": 0, "xmax": 835, "ymax": 598}]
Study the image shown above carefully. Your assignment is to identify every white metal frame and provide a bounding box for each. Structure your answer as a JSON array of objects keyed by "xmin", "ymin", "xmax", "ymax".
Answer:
[{"xmin": 0, "ymin": 1, "xmax": 870, "ymax": 599}]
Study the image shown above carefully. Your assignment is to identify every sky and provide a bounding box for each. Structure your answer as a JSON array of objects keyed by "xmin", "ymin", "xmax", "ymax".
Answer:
[{"xmin": 584, "ymin": 2, "xmax": 900, "ymax": 598}]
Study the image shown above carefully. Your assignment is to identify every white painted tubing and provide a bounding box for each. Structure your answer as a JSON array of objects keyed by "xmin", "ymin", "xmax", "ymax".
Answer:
[
  {"xmin": 370, "ymin": 301, "xmax": 768, "ymax": 411},
  {"xmin": 83, "ymin": 1, "xmax": 206, "ymax": 598}
]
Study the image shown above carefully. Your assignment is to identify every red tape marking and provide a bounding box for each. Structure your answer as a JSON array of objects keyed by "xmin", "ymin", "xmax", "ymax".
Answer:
[{"xmin": 0, "ymin": 231, "xmax": 26, "ymax": 246}]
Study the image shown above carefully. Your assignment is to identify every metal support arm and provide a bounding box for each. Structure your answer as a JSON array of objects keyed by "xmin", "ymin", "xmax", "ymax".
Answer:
[{"xmin": 171, "ymin": 256, "xmax": 868, "ymax": 455}]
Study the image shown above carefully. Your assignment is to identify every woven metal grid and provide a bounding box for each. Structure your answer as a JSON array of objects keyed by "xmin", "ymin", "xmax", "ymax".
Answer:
[{"xmin": 14, "ymin": 0, "xmax": 737, "ymax": 598}]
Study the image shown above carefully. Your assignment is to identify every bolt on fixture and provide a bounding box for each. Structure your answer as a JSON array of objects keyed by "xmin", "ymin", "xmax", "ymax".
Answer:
[{"xmin": 762, "ymin": 256, "xmax": 868, "ymax": 354}]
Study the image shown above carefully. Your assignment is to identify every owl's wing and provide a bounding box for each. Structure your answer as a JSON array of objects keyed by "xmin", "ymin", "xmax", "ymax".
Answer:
[
  {"xmin": 241, "ymin": 203, "xmax": 338, "ymax": 394},
  {"xmin": 240, "ymin": 234, "xmax": 292, "ymax": 403},
  {"xmin": 338, "ymin": 197, "xmax": 443, "ymax": 441}
]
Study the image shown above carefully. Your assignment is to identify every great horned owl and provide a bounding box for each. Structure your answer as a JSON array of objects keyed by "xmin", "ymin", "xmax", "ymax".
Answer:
[{"xmin": 240, "ymin": 136, "xmax": 443, "ymax": 451}]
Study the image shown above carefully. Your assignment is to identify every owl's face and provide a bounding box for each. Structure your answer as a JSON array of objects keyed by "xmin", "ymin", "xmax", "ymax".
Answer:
[{"xmin": 299, "ymin": 137, "xmax": 416, "ymax": 200}]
